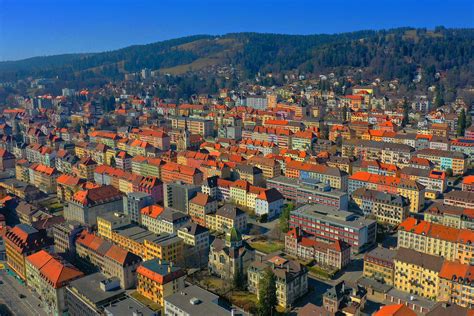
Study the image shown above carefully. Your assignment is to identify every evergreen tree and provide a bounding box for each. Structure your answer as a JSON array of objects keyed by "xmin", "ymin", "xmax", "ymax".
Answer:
[
  {"xmin": 466, "ymin": 112, "xmax": 472, "ymax": 129},
  {"xmin": 233, "ymin": 268, "xmax": 244, "ymax": 291},
  {"xmin": 257, "ymin": 267, "xmax": 277, "ymax": 316},
  {"xmin": 402, "ymin": 97, "xmax": 410, "ymax": 127},
  {"xmin": 458, "ymin": 109, "xmax": 467, "ymax": 136},
  {"xmin": 279, "ymin": 203, "xmax": 294, "ymax": 233},
  {"xmin": 435, "ymin": 86, "xmax": 445, "ymax": 108}
]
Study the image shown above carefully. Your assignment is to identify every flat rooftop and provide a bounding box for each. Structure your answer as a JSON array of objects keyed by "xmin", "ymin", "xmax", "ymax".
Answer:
[
  {"xmin": 165, "ymin": 285, "xmax": 236, "ymax": 316},
  {"xmin": 292, "ymin": 204, "xmax": 376, "ymax": 229},
  {"xmin": 67, "ymin": 273, "xmax": 125, "ymax": 305}
]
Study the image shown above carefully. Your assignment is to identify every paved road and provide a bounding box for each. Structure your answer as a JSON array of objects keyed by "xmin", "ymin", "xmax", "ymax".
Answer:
[{"xmin": 0, "ymin": 268, "xmax": 48, "ymax": 316}]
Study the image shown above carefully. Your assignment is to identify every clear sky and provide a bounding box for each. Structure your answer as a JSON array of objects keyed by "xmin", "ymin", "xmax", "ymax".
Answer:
[{"xmin": 0, "ymin": 0, "xmax": 473, "ymax": 61}]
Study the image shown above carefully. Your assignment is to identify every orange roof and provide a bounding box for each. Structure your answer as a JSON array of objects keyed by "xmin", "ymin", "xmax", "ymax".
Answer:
[
  {"xmin": 374, "ymin": 304, "xmax": 416, "ymax": 316},
  {"xmin": 398, "ymin": 217, "xmax": 431, "ymax": 235},
  {"xmin": 141, "ymin": 205, "xmax": 164, "ymax": 219},
  {"xmin": 190, "ymin": 192, "xmax": 214, "ymax": 207},
  {"xmin": 264, "ymin": 119, "xmax": 288, "ymax": 126},
  {"xmin": 463, "ymin": 175, "xmax": 474, "ymax": 185},
  {"xmin": 26, "ymin": 250, "xmax": 83, "ymax": 289},
  {"xmin": 57, "ymin": 174, "xmax": 84, "ymax": 186},
  {"xmin": 439, "ymin": 260, "xmax": 474, "ymax": 280}
]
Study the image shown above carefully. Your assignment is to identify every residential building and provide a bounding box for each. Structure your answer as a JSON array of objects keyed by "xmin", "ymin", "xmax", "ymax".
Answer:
[
  {"xmin": 0, "ymin": 149, "xmax": 15, "ymax": 170},
  {"xmin": 289, "ymin": 204, "xmax": 377, "ymax": 253},
  {"xmin": 161, "ymin": 162, "xmax": 203, "ymax": 185},
  {"xmin": 137, "ymin": 259, "xmax": 186, "ymax": 306},
  {"xmin": 363, "ymin": 246, "xmax": 396, "ymax": 286},
  {"xmin": 123, "ymin": 191, "xmax": 153, "ymax": 223},
  {"xmin": 397, "ymin": 217, "xmax": 474, "ymax": 264},
  {"xmin": 248, "ymin": 255, "xmax": 308, "ymax": 308},
  {"xmin": 75, "ymin": 230, "xmax": 142, "ymax": 289},
  {"xmin": 285, "ymin": 227, "xmax": 351, "ymax": 270},
  {"xmin": 207, "ymin": 204, "xmax": 248, "ymax": 233},
  {"xmin": 235, "ymin": 164, "xmax": 265, "ymax": 186},
  {"xmin": 4, "ymin": 224, "xmax": 51, "ymax": 280},
  {"xmin": 64, "ymin": 185, "xmax": 124, "ymax": 226},
  {"xmin": 177, "ymin": 223, "xmax": 210, "ymax": 267},
  {"xmin": 351, "ymin": 187, "xmax": 410, "ymax": 225},
  {"xmin": 164, "ymin": 181, "xmax": 201, "ymax": 213},
  {"xmin": 65, "ymin": 273, "xmax": 126, "ymax": 316},
  {"xmin": 400, "ymin": 167, "xmax": 446, "ymax": 199},
  {"xmin": 285, "ymin": 160, "xmax": 348, "ymax": 191},
  {"xmin": 171, "ymin": 116, "xmax": 214, "ymax": 137},
  {"xmin": 25, "ymin": 250, "xmax": 84, "ymax": 315},
  {"xmin": 255, "ymin": 188, "xmax": 284, "ymax": 219},
  {"xmin": 393, "ymin": 248, "xmax": 443, "ymax": 300},
  {"xmin": 438, "ymin": 260, "xmax": 474, "ymax": 308},
  {"xmin": 52, "ymin": 220, "xmax": 84, "ymax": 256},
  {"xmin": 165, "ymin": 285, "xmax": 237, "ymax": 316},
  {"xmin": 424, "ymin": 202, "xmax": 474, "ymax": 230},
  {"xmin": 140, "ymin": 206, "xmax": 189, "ymax": 234},
  {"xmin": 348, "ymin": 171, "xmax": 425, "ymax": 213},
  {"xmin": 188, "ymin": 192, "xmax": 218, "ymax": 227},
  {"xmin": 415, "ymin": 148, "xmax": 467, "ymax": 175},
  {"xmin": 444, "ymin": 190, "xmax": 474, "ymax": 209}
]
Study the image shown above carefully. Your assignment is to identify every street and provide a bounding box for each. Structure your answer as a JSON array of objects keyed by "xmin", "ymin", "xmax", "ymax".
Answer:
[{"xmin": 0, "ymin": 266, "xmax": 48, "ymax": 316}]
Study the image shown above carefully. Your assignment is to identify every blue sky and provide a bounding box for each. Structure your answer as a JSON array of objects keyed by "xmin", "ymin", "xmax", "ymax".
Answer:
[{"xmin": 0, "ymin": 0, "xmax": 473, "ymax": 61}]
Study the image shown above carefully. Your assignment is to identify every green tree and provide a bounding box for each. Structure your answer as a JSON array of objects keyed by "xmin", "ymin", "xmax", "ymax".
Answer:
[
  {"xmin": 466, "ymin": 112, "xmax": 472, "ymax": 129},
  {"xmin": 402, "ymin": 97, "xmax": 410, "ymax": 127},
  {"xmin": 434, "ymin": 86, "xmax": 445, "ymax": 108},
  {"xmin": 279, "ymin": 203, "xmax": 294, "ymax": 233},
  {"xmin": 233, "ymin": 268, "xmax": 245, "ymax": 291},
  {"xmin": 445, "ymin": 168, "xmax": 453, "ymax": 177},
  {"xmin": 109, "ymin": 155, "xmax": 116, "ymax": 168},
  {"xmin": 257, "ymin": 267, "xmax": 277, "ymax": 316},
  {"xmin": 457, "ymin": 109, "xmax": 467, "ymax": 136}
]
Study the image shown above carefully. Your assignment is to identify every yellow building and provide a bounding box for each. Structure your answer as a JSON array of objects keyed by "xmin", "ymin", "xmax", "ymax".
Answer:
[
  {"xmin": 398, "ymin": 218, "xmax": 474, "ymax": 264},
  {"xmin": 248, "ymin": 255, "xmax": 308, "ymax": 308},
  {"xmin": 394, "ymin": 248, "xmax": 443, "ymax": 300},
  {"xmin": 4, "ymin": 224, "xmax": 50, "ymax": 281},
  {"xmin": 438, "ymin": 260, "xmax": 474, "ymax": 308},
  {"xmin": 363, "ymin": 247, "xmax": 396, "ymax": 286},
  {"xmin": 136, "ymin": 259, "xmax": 186, "ymax": 306}
]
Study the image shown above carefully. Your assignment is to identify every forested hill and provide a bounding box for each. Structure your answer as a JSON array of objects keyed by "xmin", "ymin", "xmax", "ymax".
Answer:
[{"xmin": 0, "ymin": 28, "xmax": 473, "ymax": 88}]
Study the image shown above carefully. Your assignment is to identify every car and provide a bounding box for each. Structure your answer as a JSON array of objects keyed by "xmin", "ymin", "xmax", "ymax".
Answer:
[{"xmin": 18, "ymin": 294, "xmax": 26, "ymax": 299}]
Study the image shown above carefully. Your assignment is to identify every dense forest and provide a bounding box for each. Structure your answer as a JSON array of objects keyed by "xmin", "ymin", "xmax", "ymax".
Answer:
[{"xmin": 0, "ymin": 28, "xmax": 473, "ymax": 92}]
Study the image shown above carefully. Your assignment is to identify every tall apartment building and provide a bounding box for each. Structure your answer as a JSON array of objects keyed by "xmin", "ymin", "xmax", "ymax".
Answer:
[
  {"xmin": 170, "ymin": 116, "xmax": 214, "ymax": 137},
  {"xmin": 164, "ymin": 181, "xmax": 201, "ymax": 213},
  {"xmin": 123, "ymin": 191, "xmax": 153, "ymax": 223}
]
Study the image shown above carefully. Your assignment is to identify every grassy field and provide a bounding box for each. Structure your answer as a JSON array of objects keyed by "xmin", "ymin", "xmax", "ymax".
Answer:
[
  {"xmin": 229, "ymin": 291, "xmax": 258, "ymax": 313},
  {"xmin": 308, "ymin": 265, "xmax": 337, "ymax": 280},
  {"xmin": 249, "ymin": 240, "xmax": 284, "ymax": 254}
]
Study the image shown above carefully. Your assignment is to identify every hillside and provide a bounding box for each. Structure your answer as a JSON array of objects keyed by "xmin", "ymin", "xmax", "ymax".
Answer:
[{"xmin": 1, "ymin": 28, "xmax": 473, "ymax": 90}]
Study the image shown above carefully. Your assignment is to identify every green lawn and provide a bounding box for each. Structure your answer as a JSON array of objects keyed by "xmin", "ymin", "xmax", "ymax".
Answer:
[
  {"xmin": 250, "ymin": 240, "xmax": 284, "ymax": 254},
  {"xmin": 130, "ymin": 291, "xmax": 162, "ymax": 311},
  {"xmin": 308, "ymin": 265, "xmax": 336, "ymax": 280},
  {"xmin": 229, "ymin": 291, "xmax": 258, "ymax": 312}
]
